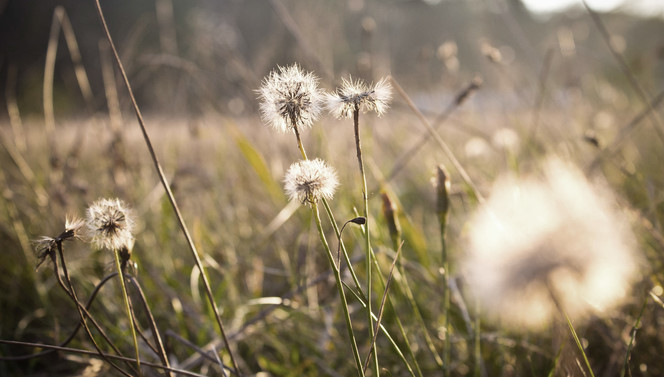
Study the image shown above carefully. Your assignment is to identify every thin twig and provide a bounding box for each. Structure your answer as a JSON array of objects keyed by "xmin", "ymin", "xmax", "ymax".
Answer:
[
  {"xmin": 0, "ymin": 339, "xmax": 207, "ymax": 377},
  {"xmin": 390, "ymin": 76, "xmax": 485, "ymax": 204},
  {"xmin": 583, "ymin": 0, "xmax": 664, "ymax": 145},
  {"xmin": 93, "ymin": 2, "xmax": 240, "ymax": 374}
]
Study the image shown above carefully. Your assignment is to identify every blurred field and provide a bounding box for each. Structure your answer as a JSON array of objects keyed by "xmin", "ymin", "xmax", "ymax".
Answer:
[{"xmin": 2, "ymin": 1, "xmax": 664, "ymax": 376}]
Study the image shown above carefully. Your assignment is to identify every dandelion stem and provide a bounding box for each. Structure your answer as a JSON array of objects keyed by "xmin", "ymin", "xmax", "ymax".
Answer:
[
  {"xmin": 353, "ymin": 105, "xmax": 379, "ymax": 376},
  {"xmin": 312, "ymin": 201, "xmax": 365, "ymax": 377},
  {"xmin": 293, "ymin": 122, "xmax": 308, "ymax": 160},
  {"xmin": 113, "ymin": 249, "xmax": 143, "ymax": 376}
]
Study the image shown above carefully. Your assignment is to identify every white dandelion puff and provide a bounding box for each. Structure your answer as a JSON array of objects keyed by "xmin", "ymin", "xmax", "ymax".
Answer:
[
  {"xmin": 284, "ymin": 159, "xmax": 339, "ymax": 205},
  {"xmin": 257, "ymin": 64, "xmax": 324, "ymax": 133},
  {"xmin": 463, "ymin": 158, "xmax": 637, "ymax": 330},
  {"xmin": 326, "ymin": 76, "xmax": 392, "ymax": 119},
  {"xmin": 86, "ymin": 198, "xmax": 135, "ymax": 251}
]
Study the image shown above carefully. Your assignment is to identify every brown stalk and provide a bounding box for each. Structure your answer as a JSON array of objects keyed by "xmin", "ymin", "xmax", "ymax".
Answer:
[{"xmin": 93, "ymin": 1, "xmax": 241, "ymax": 375}]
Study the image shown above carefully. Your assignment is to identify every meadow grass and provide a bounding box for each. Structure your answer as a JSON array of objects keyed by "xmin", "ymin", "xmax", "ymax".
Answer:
[{"xmin": 2, "ymin": 3, "xmax": 664, "ymax": 377}]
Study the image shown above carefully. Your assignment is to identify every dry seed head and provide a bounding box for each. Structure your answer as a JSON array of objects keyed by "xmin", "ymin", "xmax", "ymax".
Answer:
[
  {"xmin": 86, "ymin": 198, "xmax": 135, "ymax": 251},
  {"xmin": 436, "ymin": 165, "xmax": 451, "ymax": 218},
  {"xmin": 63, "ymin": 215, "xmax": 85, "ymax": 241},
  {"xmin": 284, "ymin": 159, "xmax": 339, "ymax": 205},
  {"xmin": 257, "ymin": 64, "xmax": 324, "ymax": 133},
  {"xmin": 463, "ymin": 158, "xmax": 637, "ymax": 330},
  {"xmin": 326, "ymin": 76, "xmax": 392, "ymax": 119}
]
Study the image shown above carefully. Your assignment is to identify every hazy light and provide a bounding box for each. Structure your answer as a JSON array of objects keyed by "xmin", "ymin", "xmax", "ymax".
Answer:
[{"xmin": 522, "ymin": 0, "xmax": 664, "ymax": 17}]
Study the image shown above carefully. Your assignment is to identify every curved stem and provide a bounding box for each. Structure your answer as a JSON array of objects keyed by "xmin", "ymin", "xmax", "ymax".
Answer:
[{"xmin": 312, "ymin": 202, "xmax": 364, "ymax": 377}]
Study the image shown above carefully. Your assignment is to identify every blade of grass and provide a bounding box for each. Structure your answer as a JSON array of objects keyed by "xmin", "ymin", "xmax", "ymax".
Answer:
[
  {"xmin": 621, "ymin": 294, "xmax": 649, "ymax": 377},
  {"xmin": 363, "ymin": 241, "xmax": 403, "ymax": 374},
  {"xmin": 93, "ymin": 1, "xmax": 240, "ymax": 374}
]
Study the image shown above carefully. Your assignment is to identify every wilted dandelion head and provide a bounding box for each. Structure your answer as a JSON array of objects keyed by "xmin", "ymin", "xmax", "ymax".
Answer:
[
  {"xmin": 33, "ymin": 215, "xmax": 85, "ymax": 268},
  {"xmin": 86, "ymin": 198, "xmax": 135, "ymax": 251},
  {"xmin": 284, "ymin": 159, "xmax": 339, "ymax": 205},
  {"xmin": 463, "ymin": 158, "xmax": 637, "ymax": 330},
  {"xmin": 326, "ymin": 76, "xmax": 392, "ymax": 119},
  {"xmin": 257, "ymin": 64, "xmax": 323, "ymax": 133}
]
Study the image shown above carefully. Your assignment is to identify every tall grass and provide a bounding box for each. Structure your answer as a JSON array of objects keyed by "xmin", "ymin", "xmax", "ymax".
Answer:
[{"xmin": 1, "ymin": 2, "xmax": 664, "ymax": 377}]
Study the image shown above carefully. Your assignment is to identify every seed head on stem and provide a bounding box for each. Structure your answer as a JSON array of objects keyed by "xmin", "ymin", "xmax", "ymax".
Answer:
[
  {"xmin": 86, "ymin": 198, "xmax": 135, "ymax": 252},
  {"xmin": 258, "ymin": 64, "xmax": 324, "ymax": 133},
  {"xmin": 284, "ymin": 159, "xmax": 339, "ymax": 205},
  {"xmin": 325, "ymin": 76, "xmax": 392, "ymax": 119}
]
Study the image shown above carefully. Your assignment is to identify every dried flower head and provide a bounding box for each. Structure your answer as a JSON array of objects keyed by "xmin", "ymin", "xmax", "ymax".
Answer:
[
  {"xmin": 33, "ymin": 215, "xmax": 85, "ymax": 268},
  {"xmin": 86, "ymin": 198, "xmax": 135, "ymax": 251},
  {"xmin": 326, "ymin": 76, "xmax": 392, "ymax": 119},
  {"xmin": 257, "ymin": 64, "xmax": 324, "ymax": 133},
  {"xmin": 284, "ymin": 159, "xmax": 339, "ymax": 205},
  {"xmin": 463, "ymin": 158, "xmax": 637, "ymax": 330}
]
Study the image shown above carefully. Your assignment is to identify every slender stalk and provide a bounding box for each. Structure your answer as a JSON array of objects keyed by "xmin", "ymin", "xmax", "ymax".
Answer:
[
  {"xmin": 363, "ymin": 242, "xmax": 402, "ymax": 374},
  {"xmin": 437, "ymin": 165, "xmax": 451, "ymax": 376},
  {"xmin": 311, "ymin": 201, "xmax": 365, "ymax": 377},
  {"xmin": 353, "ymin": 105, "xmax": 378, "ymax": 376},
  {"xmin": 0, "ymin": 339, "xmax": 208, "ymax": 377},
  {"xmin": 93, "ymin": 2, "xmax": 239, "ymax": 374},
  {"xmin": 293, "ymin": 123, "xmax": 308, "ymax": 160},
  {"xmin": 343, "ymin": 281, "xmax": 416, "ymax": 377},
  {"xmin": 114, "ymin": 249, "xmax": 142, "ymax": 376},
  {"xmin": 563, "ymin": 311, "xmax": 595, "ymax": 377},
  {"xmin": 548, "ymin": 284, "xmax": 595, "ymax": 377},
  {"xmin": 621, "ymin": 295, "xmax": 649, "ymax": 377}
]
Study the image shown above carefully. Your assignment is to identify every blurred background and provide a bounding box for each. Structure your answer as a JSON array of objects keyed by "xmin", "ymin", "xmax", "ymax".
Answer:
[
  {"xmin": 1, "ymin": 0, "xmax": 663, "ymax": 118},
  {"xmin": 2, "ymin": 1, "xmax": 664, "ymax": 376}
]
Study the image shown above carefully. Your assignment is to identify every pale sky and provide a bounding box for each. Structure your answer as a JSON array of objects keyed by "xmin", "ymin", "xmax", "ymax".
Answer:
[{"xmin": 521, "ymin": 0, "xmax": 664, "ymax": 17}]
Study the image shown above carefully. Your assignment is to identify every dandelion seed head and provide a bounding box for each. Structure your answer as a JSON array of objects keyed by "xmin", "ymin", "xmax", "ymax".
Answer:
[
  {"xmin": 326, "ymin": 76, "xmax": 392, "ymax": 119},
  {"xmin": 257, "ymin": 64, "xmax": 323, "ymax": 133},
  {"xmin": 284, "ymin": 159, "xmax": 339, "ymax": 205},
  {"xmin": 463, "ymin": 158, "xmax": 637, "ymax": 330},
  {"xmin": 86, "ymin": 198, "xmax": 135, "ymax": 251}
]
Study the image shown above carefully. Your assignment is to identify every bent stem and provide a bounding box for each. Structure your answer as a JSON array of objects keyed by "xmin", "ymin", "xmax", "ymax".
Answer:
[
  {"xmin": 113, "ymin": 249, "xmax": 142, "ymax": 376},
  {"xmin": 312, "ymin": 201, "xmax": 364, "ymax": 377}
]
